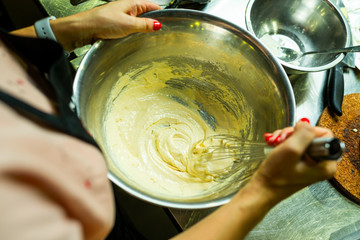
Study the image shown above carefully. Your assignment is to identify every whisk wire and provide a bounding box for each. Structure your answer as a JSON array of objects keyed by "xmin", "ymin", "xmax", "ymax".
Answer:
[
  {"xmin": 190, "ymin": 134, "xmax": 268, "ymax": 180},
  {"xmin": 194, "ymin": 134, "xmax": 267, "ymax": 161},
  {"xmin": 190, "ymin": 134, "xmax": 344, "ymax": 182}
]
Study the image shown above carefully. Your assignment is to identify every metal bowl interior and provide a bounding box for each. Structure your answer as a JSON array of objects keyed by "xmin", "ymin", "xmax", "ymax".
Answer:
[
  {"xmin": 245, "ymin": 0, "xmax": 351, "ymax": 74},
  {"xmin": 73, "ymin": 9, "xmax": 295, "ymax": 209}
]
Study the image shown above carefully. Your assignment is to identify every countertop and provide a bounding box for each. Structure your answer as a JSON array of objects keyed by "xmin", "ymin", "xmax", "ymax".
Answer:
[{"xmin": 39, "ymin": 0, "xmax": 360, "ymax": 239}]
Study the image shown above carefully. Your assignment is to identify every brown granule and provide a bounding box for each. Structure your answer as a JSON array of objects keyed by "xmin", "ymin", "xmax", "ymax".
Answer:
[{"xmin": 317, "ymin": 93, "xmax": 360, "ymax": 204}]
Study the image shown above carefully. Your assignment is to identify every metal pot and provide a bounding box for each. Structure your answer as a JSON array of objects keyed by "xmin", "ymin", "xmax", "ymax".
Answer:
[{"xmin": 73, "ymin": 9, "xmax": 295, "ymax": 209}]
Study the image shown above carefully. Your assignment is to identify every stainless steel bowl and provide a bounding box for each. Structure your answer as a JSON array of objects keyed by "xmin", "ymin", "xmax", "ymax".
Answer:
[
  {"xmin": 73, "ymin": 9, "xmax": 295, "ymax": 209},
  {"xmin": 245, "ymin": 0, "xmax": 351, "ymax": 74}
]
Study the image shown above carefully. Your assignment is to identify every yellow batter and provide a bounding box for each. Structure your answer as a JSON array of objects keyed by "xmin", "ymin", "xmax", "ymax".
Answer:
[{"xmin": 103, "ymin": 59, "xmax": 250, "ymax": 200}]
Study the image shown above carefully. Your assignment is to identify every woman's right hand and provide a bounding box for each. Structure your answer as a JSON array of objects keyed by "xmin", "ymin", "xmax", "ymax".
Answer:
[
  {"xmin": 172, "ymin": 120, "xmax": 338, "ymax": 240},
  {"xmin": 252, "ymin": 120, "xmax": 338, "ymax": 201}
]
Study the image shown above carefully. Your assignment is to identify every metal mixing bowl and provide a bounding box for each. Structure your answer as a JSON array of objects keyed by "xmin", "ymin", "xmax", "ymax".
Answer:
[
  {"xmin": 73, "ymin": 9, "xmax": 295, "ymax": 209},
  {"xmin": 245, "ymin": 0, "xmax": 351, "ymax": 74}
]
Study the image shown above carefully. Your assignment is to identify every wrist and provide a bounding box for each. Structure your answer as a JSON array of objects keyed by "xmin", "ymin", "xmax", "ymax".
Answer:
[
  {"xmin": 233, "ymin": 174, "xmax": 285, "ymax": 210},
  {"xmin": 219, "ymin": 174, "xmax": 283, "ymax": 237},
  {"xmin": 49, "ymin": 13, "xmax": 94, "ymax": 52},
  {"xmin": 34, "ymin": 16, "xmax": 57, "ymax": 41},
  {"xmin": 249, "ymin": 172, "xmax": 295, "ymax": 204}
]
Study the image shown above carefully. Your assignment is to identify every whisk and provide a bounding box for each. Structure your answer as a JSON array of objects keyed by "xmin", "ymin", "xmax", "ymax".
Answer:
[{"xmin": 190, "ymin": 134, "xmax": 344, "ymax": 178}]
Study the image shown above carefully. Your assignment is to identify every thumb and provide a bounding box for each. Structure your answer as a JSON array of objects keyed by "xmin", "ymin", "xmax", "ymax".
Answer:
[{"xmin": 132, "ymin": 17, "xmax": 161, "ymax": 33}]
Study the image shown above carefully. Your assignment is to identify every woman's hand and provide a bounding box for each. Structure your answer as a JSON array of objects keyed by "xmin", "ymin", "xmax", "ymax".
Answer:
[
  {"xmin": 252, "ymin": 119, "xmax": 338, "ymax": 202},
  {"xmin": 54, "ymin": 0, "xmax": 162, "ymax": 51},
  {"xmin": 72, "ymin": 0, "xmax": 162, "ymax": 41},
  {"xmin": 12, "ymin": 0, "xmax": 162, "ymax": 51},
  {"xmin": 172, "ymin": 120, "xmax": 338, "ymax": 240}
]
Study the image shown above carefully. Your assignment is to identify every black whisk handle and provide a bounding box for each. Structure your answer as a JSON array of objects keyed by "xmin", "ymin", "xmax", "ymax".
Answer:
[{"xmin": 306, "ymin": 138, "xmax": 345, "ymax": 161}]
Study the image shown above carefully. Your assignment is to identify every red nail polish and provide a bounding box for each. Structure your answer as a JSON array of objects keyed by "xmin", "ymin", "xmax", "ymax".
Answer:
[
  {"xmin": 265, "ymin": 135, "xmax": 273, "ymax": 142},
  {"xmin": 265, "ymin": 135, "xmax": 277, "ymax": 146},
  {"xmin": 264, "ymin": 133, "xmax": 272, "ymax": 140},
  {"xmin": 153, "ymin": 21, "xmax": 161, "ymax": 31},
  {"xmin": 300, "ymin": 117, "xmax": 310, "ymax": 124},
  {"xmin": 273, "ymin": 135, "xmax": 281, "ymax": 145}
]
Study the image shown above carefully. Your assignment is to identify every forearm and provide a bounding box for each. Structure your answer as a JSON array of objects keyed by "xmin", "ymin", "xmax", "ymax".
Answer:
[
  {"xmin": 172, "ymin": 177, "xmax": 282, "ymax": 240},
  {"xmin": 11, "ymin": 14, "xmax": 92, "ymax": 52},
  {"xmin": 173, "ymin": 122, "xmax": 337, "ymax": 240},
  {"xmin": 11, "ymin": 26, "xmax": 36, "ymax": 38},
  {"xmin": 49, "ymin": 13, "xmax": 94, "ymax": 52},
  {"xmin": 10, "ymin": 0, "xmax": 162, "ymax": 52}
]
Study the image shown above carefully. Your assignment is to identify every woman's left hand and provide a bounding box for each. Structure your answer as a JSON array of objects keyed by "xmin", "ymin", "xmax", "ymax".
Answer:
[
  {"xmin": 12, "ymin": 0, "xmax": 162, "ymax": 51},
  {"xmin": 77, "ymin": 0, "xmax": 162, "ymax": 41}
]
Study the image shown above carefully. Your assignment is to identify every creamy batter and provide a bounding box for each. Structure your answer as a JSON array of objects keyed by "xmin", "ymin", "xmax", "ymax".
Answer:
[{"xmin": 103, "ymin": 59, "xmax": 251, "ymax": 200}]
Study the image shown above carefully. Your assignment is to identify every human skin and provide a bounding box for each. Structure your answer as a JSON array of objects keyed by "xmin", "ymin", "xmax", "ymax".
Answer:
[
  {"xmin": 6, "ymin": 1, "xmax": 338, "ymax": 238},
  {"xmin": 172, "ymin": 121, "xmax": 337, "ymax": 240},
  {"xmin": 11, "ymin": 0, "xmax": 162, "ymax": 52}
]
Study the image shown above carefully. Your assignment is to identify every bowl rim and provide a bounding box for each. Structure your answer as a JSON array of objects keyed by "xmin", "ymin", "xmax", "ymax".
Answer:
[
  {"xmin": 74, "ymin": 9, "xmax": 296, "ymax": 209},
  {"xmin": 244, "ymin": 0, "xmax": 352, "ymax": 73}
]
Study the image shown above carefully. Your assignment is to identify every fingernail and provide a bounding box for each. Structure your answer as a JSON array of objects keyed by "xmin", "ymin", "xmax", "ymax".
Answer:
[
  {"xmin": 300, "ymin": 117, "xmax": 310, "ymax": 124},
  {"xmin": 264, "ymin": 133, "xmax": 273, "ymax": 141},
  {"xmin": 153, "ymin": 21, "xmax": 161, "ymax": 31},
  {"xmin": 265, "ymin": 135, "xmax": 278, "ymax": 146},
  {"xmin": 273, "ymin": 135, "xmax": 281, "ymax": 145},
  {"xmin": 265, "ymin": 136, "xmax": 273, "ymax": 143}
]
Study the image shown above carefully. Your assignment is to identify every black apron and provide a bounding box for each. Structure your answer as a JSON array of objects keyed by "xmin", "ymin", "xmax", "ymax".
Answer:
[{"xmin": 0, "ymin": 30, "xmax": 97, "ymax": 146}]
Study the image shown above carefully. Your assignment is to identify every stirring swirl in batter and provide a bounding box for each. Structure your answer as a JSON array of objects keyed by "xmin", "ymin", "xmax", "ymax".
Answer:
[{"xmin": 103, "ymin": 60, "xmax": 250, "ymax": 199}]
